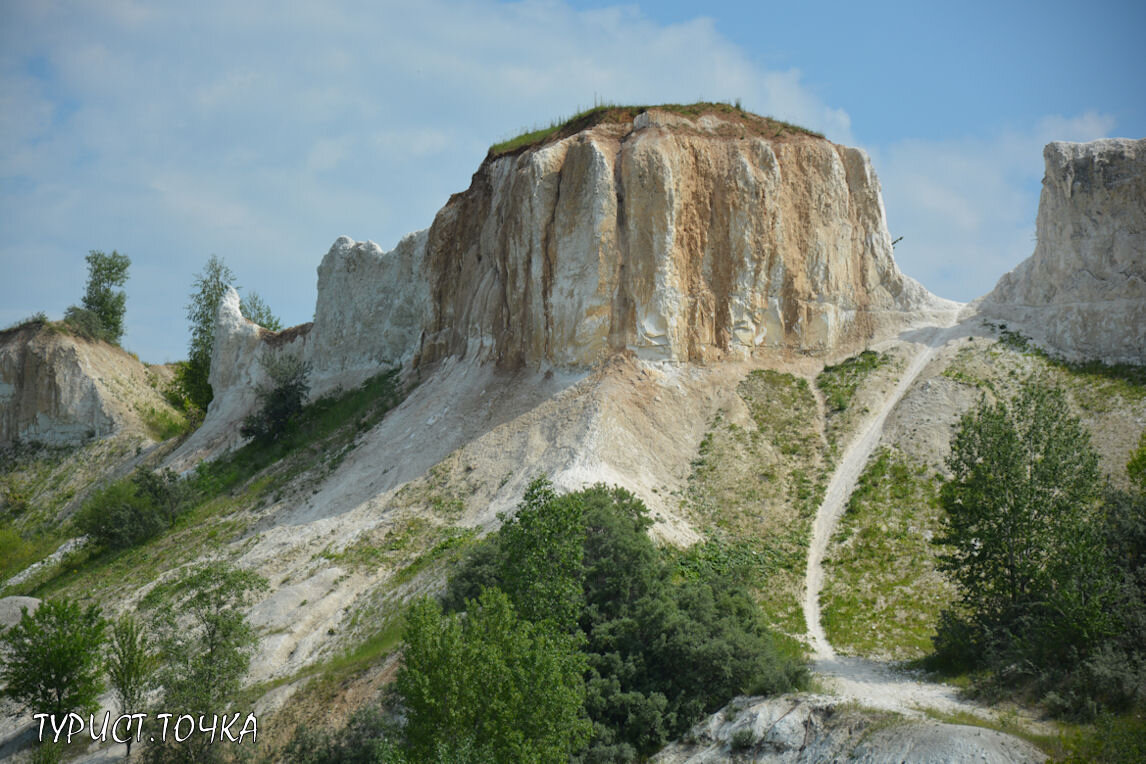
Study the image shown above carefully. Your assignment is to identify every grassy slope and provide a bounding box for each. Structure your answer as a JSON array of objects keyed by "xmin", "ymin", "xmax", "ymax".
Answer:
[
  {"xmin": 820, "ymin": 331, "xmax": 1146, "ymax": 662},
  {"xmin": 683, "ymin": 369, "xmax": 828, "ymax": 636}
]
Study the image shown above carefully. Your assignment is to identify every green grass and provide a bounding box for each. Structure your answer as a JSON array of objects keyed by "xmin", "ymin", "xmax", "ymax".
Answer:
[
  {"xmin": 685, "ymin": 369, "xmax": 828, "ymax": 635},
  {"xmin": 140, "ymin": 404, "xmax": 189, "ymax": 441},
  {"xmin": 817, "ymin": 350, "xmax": 890, "ymax": 413},
  {"xmin": 488, "ymin": 101, "xmax": 824, "ymax": 157},
  {"xmin": 8, "ymin": 368, "xmax": 409, "ymax": 600},
  {"xmin": 821, "ymin": 448, "xmax": 954, "ymax": 659}
]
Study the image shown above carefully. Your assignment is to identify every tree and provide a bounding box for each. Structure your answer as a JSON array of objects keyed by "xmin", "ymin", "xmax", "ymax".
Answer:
[
  {"xmin": 397, "ymin": 588, "xmax": 590, "ymax": 763},
  {"xmin": 146, "ymin": 562, "xmax": 267, "ymax": 764},
  {"xmin": 935, "ymin": 379, "xmax": 1103, "ymax": 661},
  {"xmin": 176, "ymin": 256, "xmax": 237, "ymax": 413},
  {"xmin": 174, "ymin": 256, "xmax": 283, "ymax": 414},
  {"xmin": 239, "ymin": 291, "xmax": 282, "ymax": 331},
  {"xmin": 80, "ymin": 250, "xmax": 131, "ymax": 343},
  {"xmin": 239, "ymin": 352, "xmax": 312, "ymax": 443},
  {"xmin": 107, "ymin": 614, "xmax": 155, "ymax": 759},
  {"xmin": 0, "ymin": 598, "xmax": 108, "ymax": 720}
]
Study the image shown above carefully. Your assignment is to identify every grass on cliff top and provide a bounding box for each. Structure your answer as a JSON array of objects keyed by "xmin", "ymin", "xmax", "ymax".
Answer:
[{"xmin": 488, "ymin": 100, "xmax": 824, "ymax": 157}]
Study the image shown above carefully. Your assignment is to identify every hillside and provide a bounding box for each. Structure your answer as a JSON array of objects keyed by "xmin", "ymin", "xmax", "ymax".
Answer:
[{"xmin": 1, "ymin": 108, "xmax": 1143, "ymax": 762}]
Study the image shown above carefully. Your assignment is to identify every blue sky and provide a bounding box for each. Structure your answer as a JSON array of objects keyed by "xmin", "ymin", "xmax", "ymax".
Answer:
[{"xmin": 2, "ymin": 0, "xmax": 1143, "ymax": 363}]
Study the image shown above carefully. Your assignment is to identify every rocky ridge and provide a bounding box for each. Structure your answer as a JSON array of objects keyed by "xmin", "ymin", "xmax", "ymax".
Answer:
[
  {"xmin": 0, "ymin": 321, "xmax": 180, "ymax": 448},
  {"xmin": 981, "ymin": 137, "xmax": 1146, "ymax": 365},
  {"xmin": 173, "ymin": 107, "xmax": 957, "ymax": 465}
]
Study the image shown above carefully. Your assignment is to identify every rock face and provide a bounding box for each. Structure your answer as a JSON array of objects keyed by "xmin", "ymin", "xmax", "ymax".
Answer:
[
  {"xmin": 653, "ymin": 694, "xmax": 1046, "ymax": 763},
  {"xmin": 180, "ymin": 108, "xmax": 954, "ymax": 463},
  {"xmin": 981, "ymin": 138, "xmax": 1146, "ymax": 365},
  {"xmin": 0, "ymin": 322, "xmax": 176, "ymax": 447},
  {"xmin": 322, "ymin": 109, "xmax": 950, "ymax": 374}
]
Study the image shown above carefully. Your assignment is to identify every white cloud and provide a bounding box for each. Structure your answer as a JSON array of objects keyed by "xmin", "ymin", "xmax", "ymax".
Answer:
[
  {"xmin": 872, "ymin": 111, "xmax": 1118, "ymax": 302},
  {"xmin": 1, "ymin": 0, "xmax": 857, "ymax": 361}
]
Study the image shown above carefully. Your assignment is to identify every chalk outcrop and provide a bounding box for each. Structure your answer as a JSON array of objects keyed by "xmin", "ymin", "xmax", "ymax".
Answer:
[
  {"xmin": 654, "ymin": 694, "xmax": 1045, "ymax": 763},
  {"xmin": 319, "ymin": 109, "xmax": 952, "ymax": 374},
  {"xmin": 981, "ymin": 138, "xmax": 1146, "ymax": 364},
  {"xmin": 177, "ymin": 108, "xmax": 956, "ymax": 464},
  {"xmin": 0, "ymin": 322, "xmax": 178, "ymax": 447}
]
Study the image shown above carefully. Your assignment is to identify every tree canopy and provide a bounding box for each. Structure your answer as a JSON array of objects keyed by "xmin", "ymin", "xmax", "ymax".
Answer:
[{"xmin": 0, "ymin": 598, "xmax": 108, "ymax": 720}]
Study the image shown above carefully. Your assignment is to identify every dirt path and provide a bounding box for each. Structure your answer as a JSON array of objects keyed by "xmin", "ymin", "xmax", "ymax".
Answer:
[
  {"xmin": 799, "ymin": 322, "xmax": 1021, "ymax": 722},
  {"xmin": 804, "ymin": 326, "xmax": 947, "ymax": 662}
]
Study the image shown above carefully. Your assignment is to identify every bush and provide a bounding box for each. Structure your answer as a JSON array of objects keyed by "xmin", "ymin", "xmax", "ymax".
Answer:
[
  {"xmin": 62, "ymin": 305, "xmax": 110, "ymax": 341},
  {"xmin": 74, "ymin": 469, "xmax": 185, "ymax": 549},
  {"xmin": 442, "ymin": 481, "xmax": 808, "ymax": 759},
  {"xmin": 240, "ymin": 353, "xmax": 312, "ymax": 443}
]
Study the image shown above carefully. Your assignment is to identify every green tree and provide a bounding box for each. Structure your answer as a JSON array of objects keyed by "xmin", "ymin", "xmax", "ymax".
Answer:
[
  {"xmin": 239, "ymin": 291, "xmax": 282, "ymax": 331},
  {"xmin": 175, "ymin": 255, "xmax": 236, "ymax": 413},
  {"xmin": 239, "ymin": 352, "xmax": 312, "ymax": 443},
  {"xmin": 935, "ymin": 379, "xmax": 1104, "ymax": 664},
  {"xmin": 397, "ymin": 588, "xmax": 590, "ymax": 763},
  {"xmin": 0, "ymin": 598, "xmax": 108, "ymax": 719},
  {"xmin": 496, "ymin": 478, "xmax": 586, "ymax": 631},
  {"xmin": 80, "ymin": 249, "xmax": 131, "ymax": 343},
  {"xmin": 145, "ymin": 562, "xmax": 267, "ymax": 764},
  {"xmin": 107, "ymin": 614, "xmax": 155, "ymax": 759}
]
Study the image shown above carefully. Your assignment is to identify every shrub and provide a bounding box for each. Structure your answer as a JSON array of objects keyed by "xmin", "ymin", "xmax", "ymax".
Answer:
[
  {"xmin": 74, "ymin": 469, "xmax": 185, "ymax": 549},
  {"xmin": 240, "ymin": 353, "xmax": 312, "ymax": 443},
  {"xmin": 62, "ymin": 305, "xmax": 109, "ymax": 341},
  {"xmin": 0, "ymin": 598, "xmax": 108, "ymax": 719}
]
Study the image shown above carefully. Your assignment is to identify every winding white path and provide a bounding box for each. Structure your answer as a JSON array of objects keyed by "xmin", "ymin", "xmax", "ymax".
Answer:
[{"xmin": 802, "ymin": 323, "xmax": 997, "ymax": 720}]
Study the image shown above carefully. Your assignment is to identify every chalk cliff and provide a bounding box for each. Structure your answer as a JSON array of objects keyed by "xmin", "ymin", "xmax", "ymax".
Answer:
[
  {"xmin": 0, "ymin": 322, "xmax": 178, "ymax": 447},
  {"xmin": 320, "ymin": 108, "xmax": 952, "ymax": 374},
  {"xmin": 180, "ymin": 107, "xmax": 954, "ymax": 463},
  {"xmin": 981, "ymin": 138, "xmax": 1146, "ymax": 364}
]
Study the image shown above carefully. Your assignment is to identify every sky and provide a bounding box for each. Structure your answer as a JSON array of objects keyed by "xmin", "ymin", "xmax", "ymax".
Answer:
[{"xmin": 2, "ymin": 0, "xmax": 1143, "ymax": 364}]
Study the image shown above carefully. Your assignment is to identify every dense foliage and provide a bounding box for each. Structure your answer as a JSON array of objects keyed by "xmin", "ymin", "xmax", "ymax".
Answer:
[
  {"xmin": 932, "ymin": 378, "xmax": 1146, "ymax": 718},
  {"xmin": 240, "ymin": 352, "xmax": 312, "ymax": 443},
  {"xmin": 0, "ymin": 598, "xmax": 108, "ymax": 719},
  {"xmin": 399, "ymin": 589, "xmax": 590, "ymax": 762},
  {"xmin": 74, "ymin": 468, "xmax": 187, "ymax": 549},
  {"xmin": 69, "ymin": 249, "xmax": 131, "ymax": 344},
  {"xmin": 435, "ymin": 481, "xmax": 808, "ymax": 761}
]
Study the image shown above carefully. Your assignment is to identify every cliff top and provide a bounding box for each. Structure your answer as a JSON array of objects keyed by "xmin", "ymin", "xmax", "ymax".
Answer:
[{"xmin": 487, "ymin": 101, "xmax": 825, "ymax": 158}]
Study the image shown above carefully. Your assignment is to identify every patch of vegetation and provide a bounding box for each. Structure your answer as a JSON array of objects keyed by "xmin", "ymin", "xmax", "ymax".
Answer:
[
  {"xmin": 426, "ymin": 481, "xmax": 808, "ymax": 762},
  {"xmin": 74, "ymin": 468, "xmax": 186, "ymax": 549},
  {"xmin": 139, "ymin": 403, "xmax": 189, "ymax": 441},
  {"xmin": 817, "ymin": 350, "xmax": 890, "ymax": 413},
  {"xmin": 13, "ymin": 369, "xmax": 408, "ymax": 601},
  {"xmin": 488, "ymin": 101, "xmax": 823, "ymax": 157},
  {"xmin": 820, "ymin": 448, "xmax": 953, "ymax": 658},
  {"xmin": 928, "ymin": 378, "xmax": 1146, "ymax": 721},
  {"xmin": 685, "ymin": 369, "xmax": 828, "ymax": 633},
  {"xmin": 969, "ymin": 324, "xmax": 1146, "ymax": 413}
]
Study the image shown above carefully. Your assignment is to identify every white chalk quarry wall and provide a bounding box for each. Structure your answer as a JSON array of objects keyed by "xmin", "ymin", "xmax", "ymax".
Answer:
[
  {"xmin": 174, "ymin": 110, "xmax": 956, "ymax": 465},
  {"xmin": 982, "ymin": 138, "xmax": 1146, "ymax": 365}
]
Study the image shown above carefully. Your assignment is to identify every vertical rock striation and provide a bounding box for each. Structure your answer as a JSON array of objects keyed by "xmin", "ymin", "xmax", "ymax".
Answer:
[
  {"xmin": 184, "ymin": 107, "xmax": 955, "ymax": 462},
  {"xmin": 981, "ymin": 138, "xmax": 1146, "ymax": 365}
]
